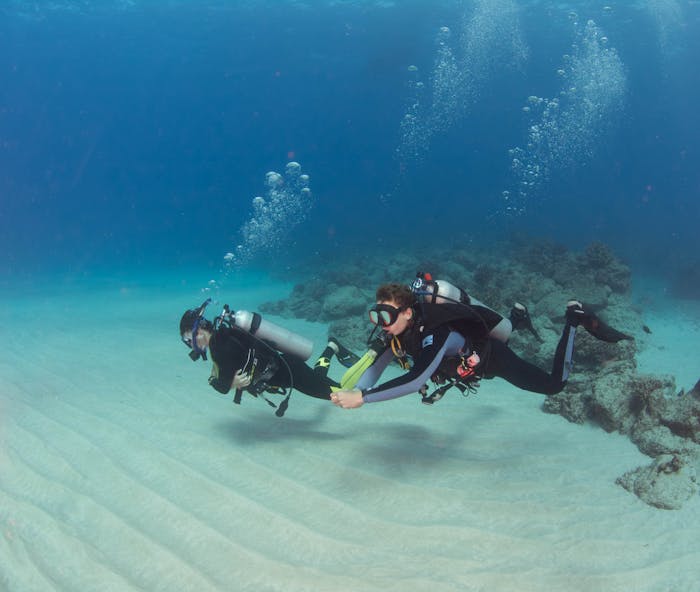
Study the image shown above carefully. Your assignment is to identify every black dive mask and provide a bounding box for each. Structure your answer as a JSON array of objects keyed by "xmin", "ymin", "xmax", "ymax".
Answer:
[{"xmin": 181, "ymin": 298, "xmax": 212, "ymax": 361}]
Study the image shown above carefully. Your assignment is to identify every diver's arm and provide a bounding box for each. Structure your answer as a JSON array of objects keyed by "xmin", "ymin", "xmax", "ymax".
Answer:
[
  {"xmin": 332, "ymin": 329, "xmax": 465, "ymax": 408},
  {"xmin": 232, "ymin": 370, "xmax": 252, "ymax": 389},
  {"xmin": 208, "ymin": 372, "xmax": 232, "ymax": 394},
  {"xmin": 210, "ymin": 367, "xmax": 251, "ymax": 394},
  {"xmin": 354, "ymin": 347, "xmax": 394, "ymax": 390},
  {"xmin": 207, "ymin": 334, "xmax": 239, "ymax": 394},
  {"xmin": 361, "ymin": 330, "xmax": 464, "ymax": 403}
]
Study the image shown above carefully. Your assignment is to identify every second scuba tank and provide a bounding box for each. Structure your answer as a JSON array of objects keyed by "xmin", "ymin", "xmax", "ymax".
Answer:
[
  {"xmin": 232, "ymin": 310, "xmax": 313, "ymax": 361},
  {"xmin": 423, "ymin": 278, "xmax": 467, "ymax": 304},
  {"xmin": 413, "ymin": 272, "xmax": 468, "ymax": 304}
]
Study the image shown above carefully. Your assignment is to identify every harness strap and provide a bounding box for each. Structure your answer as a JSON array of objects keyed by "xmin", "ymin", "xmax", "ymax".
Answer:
[
  {"xmin": 390, "ymin": 336, "xmax": 411, "ymax": 370},
  {"xmin": 215, "ymin": 313, "xmax": 293, "ymax": 418}
]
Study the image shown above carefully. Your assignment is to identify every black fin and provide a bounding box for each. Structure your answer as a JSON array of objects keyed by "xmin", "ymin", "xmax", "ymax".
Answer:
[
  {"xmin": 330, "ymin": 337, "xmax": 361, "ymax": 368},
  {"xmin": 584, "ymin": 316, "xmax": 634, "ymax": 343},
  {"xmin": 510, "ymin": 303, "xmax": 544, "ymax": 343}
]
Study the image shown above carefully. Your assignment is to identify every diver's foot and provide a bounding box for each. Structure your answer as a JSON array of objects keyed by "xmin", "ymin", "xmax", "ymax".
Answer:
[
  {"xmin": 510, "ymin": 302, "xmax": 530, "ymax": 329},
  {"xmin": 510, "ymin": 302, "xmax": 543, "ymax": 342},
  {"xmin": 565, "ymin": 300, "xmax": 633, "ymax": 343},
  {"xmin": 565, "ymin": 300, "xmax": 588, "ymax": 327},
  {"xmin": 328, "ymin": 337, "xmax": 360, "ymax": 368}
]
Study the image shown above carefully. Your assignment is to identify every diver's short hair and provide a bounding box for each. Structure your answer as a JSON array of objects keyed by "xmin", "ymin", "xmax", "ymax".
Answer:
[
  {"xmin": 375, "ymin": 283, "xmax": 416, "ymax": 308},
  {"xmin": 179, "ymin": 310, "xmax": 213, "ymax": 335}
]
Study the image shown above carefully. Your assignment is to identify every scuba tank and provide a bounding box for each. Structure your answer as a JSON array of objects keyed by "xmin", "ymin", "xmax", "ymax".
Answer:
[
  {"xmin": 229, "ymin": 309, "xmax": 313, "ymax": 361},
  {"xmin": 411, "ymin": 272, "xmax": 512, "ymax": 343},
  {"xmin": 412, "ymin": 274, "xmax": 467, "ymax": 305}
]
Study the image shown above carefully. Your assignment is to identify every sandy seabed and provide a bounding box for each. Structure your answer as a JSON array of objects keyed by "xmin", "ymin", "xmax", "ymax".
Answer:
[{"xmin": 1, "ymin": 271, "xmax": 699, "ymax": 592}]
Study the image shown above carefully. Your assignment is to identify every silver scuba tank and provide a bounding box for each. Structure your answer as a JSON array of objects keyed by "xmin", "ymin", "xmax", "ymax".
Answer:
[
  {"xmin": 421, "ymin": 278, "xmax": 465, "ymax": 304},
  {"xmin": 424, "ymin": 278, "xmax": 513, "ymax": 343},
  {"xmin": 232, "ymin": 310, "xmax": 313, "ymax": 361}
]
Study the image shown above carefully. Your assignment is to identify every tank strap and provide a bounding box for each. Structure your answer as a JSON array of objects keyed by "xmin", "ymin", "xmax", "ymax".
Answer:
[{"xmin": 248, "ymin": 312, "xmax": 263, "ymax": 335}]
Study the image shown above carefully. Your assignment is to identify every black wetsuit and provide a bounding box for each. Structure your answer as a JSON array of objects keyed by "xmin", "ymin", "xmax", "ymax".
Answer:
[
  {"xmin": 358, "ymin": 305, "xmax": 575, "ymax": 403},
  {"xmin": 208, "ymin": 326, "xmax": 337, "ymax": 400}
]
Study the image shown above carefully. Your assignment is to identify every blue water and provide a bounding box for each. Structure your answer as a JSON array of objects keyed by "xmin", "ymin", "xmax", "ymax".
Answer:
[{"xmin": 0, "ymin": 0, "xmax": 698, "ymax": 278}]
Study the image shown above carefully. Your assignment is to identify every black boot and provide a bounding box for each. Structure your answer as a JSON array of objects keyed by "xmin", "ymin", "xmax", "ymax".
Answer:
[{"xmin": 509, "ymin": 302, "xmax": 543, "ymax": 342}]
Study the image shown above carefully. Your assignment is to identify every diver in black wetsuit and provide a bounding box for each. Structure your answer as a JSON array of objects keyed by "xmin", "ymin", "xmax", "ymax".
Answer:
[
  {"xmin": 179, "ymin": 300, "xmax": 357, "ymax": 416},
  {"xmin": 330, "ymin": 282, "xmax": 632, "ymax": 409}
]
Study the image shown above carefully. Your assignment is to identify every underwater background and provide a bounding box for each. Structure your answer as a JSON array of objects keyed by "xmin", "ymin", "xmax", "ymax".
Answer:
[
  {"xmin": 2, "ymin": 3, "xmax": 700, "ymax": 591},
  {"xmin": 1, "ymin": 0, "xmax": 698, "ymax": 282}
]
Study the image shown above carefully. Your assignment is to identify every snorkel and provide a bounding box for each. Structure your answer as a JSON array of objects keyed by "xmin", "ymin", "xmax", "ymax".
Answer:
[{"xmin": 181, "ymin": 298, "xmax": 212, "ymax": 361}]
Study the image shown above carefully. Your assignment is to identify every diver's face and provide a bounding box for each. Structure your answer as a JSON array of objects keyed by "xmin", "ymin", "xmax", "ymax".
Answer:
[
  {"xmin": 182, "ymin": 327, "xmax": 211, "ymax": 352},
  {"xmin": 375, "ymin": 299, "xmax": 413, "ymax": 336}
]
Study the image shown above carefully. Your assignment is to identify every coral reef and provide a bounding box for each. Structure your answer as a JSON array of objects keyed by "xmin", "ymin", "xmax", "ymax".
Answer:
[
  {"xmin": 545, "ymin": 365, "xmax": 700, "ymax": 508},
  {"xmin": 616, "ymin": 454, "xmax": 698, "ymax": 510}
]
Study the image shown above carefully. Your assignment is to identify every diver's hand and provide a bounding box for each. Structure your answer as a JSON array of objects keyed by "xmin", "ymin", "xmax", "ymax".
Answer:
[
  {"xmin": 331, "ymin": 389, "xmax": 364, "ymax": 409},
  {"xmin": 232, "ymin": 370, "xmax": 252, "ymax": 389}
]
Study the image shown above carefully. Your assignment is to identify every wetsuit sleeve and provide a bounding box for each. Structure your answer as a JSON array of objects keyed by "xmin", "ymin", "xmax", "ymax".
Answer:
[
  {"xmin": 354, "ymin": 348, "xmax": 394, "ymax": 391},
  {"xmin": 209, "ymin": 348, "xmax": 235, "ymax": 393},
  {"xmin": 207, "ymin": 332, "xmax": 245, "ymax": 394},
  {"xmin": 208, "ymin": 373, "xmax": 231, "ymax": 394},
  {"xmin": 362, "ymin": 328, "xmax": 465, "ymax": 403}
]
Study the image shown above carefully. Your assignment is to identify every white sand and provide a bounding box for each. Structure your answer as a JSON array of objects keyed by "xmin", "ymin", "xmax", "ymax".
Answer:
[{"xmin": 1, "ymin": 271, "xmax": 699, "ymax": 592}]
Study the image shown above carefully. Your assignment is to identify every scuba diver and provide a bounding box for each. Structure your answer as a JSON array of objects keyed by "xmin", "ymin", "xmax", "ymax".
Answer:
[
  {"xmin": 330, "ymin": 273, "xmax": 632, "ymax": 409},
  {"xmin": 180, "ymin": 299, "xmax": 359, "ymax": 417},
  {"xmin": 335, "ymin": 274, "xmax": 542, "ymax": 392}
]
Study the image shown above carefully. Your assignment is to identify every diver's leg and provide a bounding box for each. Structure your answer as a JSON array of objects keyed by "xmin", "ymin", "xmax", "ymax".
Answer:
[
  {"xmin": 551, "ymin": 318, "xmax": 578, "ymax": 383},
  {"xmin": 313, "ymin": 342, "xmax": 338, "ymax": 377},
  {"xmin": 282, "ymin": 355, "xmax": 337, "ymax": 400},
  {"xmin": 482, "ymin": 339, "xmax": 566, "ymax": 396}
]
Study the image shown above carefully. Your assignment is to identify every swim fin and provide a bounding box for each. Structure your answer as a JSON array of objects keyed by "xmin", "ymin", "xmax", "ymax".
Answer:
[
  {"xmin": 566, "ymin": 301, "xmax": 633, "ymax": 343},
  {"xmin": 328, "ymin": 337, "xmax": 361, "ymax": 368},
  {"xmin": 338, "ymin": 349, "xmax": 378, "ymax": 390},
  {"xmin": 509, "ymin": 302, "xmax": 544, "ymax": 342}
]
